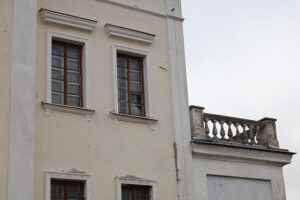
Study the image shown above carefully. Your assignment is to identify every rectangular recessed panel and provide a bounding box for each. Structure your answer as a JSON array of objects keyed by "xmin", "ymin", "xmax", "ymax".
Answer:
[{"xmin": 207, "ymin": 175, "xmax": 272, "ymax": 200}]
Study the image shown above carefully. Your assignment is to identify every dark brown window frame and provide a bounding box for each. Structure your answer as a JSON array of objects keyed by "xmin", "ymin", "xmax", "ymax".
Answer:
[
  {"xmin": 51, "ymin": 40, "xmax": 83, "ymax": 107},
  {"xmin": 121, "ymin": 184, "xmax": 151, "ymax": 200},
  {"xmin": 51, "ymin": 179, "xmax": 85, "ymax": 200},
  {"xmin": 117, "ymin": 53, "xmax": 145, "ymax": 116}
]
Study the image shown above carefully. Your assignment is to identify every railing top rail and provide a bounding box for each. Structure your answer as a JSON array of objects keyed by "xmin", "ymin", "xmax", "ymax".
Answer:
[{"xmin": 203, "ymin": 113, "xmax": 265, "ymax": 127}]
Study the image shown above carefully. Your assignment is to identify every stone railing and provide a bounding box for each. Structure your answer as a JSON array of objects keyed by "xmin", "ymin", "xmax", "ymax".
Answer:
[{"xmin": 189, "ymin": 106, "xmax": 279, "ymax": 147}]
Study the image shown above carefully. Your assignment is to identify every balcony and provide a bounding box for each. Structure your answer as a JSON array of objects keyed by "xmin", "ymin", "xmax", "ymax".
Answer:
[{"xmin": 189, "ymin": 105, "xmax": 284, "ymax": 150}]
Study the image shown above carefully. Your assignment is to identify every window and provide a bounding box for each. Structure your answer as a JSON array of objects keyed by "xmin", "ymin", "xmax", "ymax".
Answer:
[
  {"xmin": 122, "ymin": 184, "xmax": 151, "ymax": 200},
  {"xmin": 46, "ymin": 172, "xmax": 91, "ymax": 200},
  {"xmin": 117, "ymin": 54, "xmax": 145, "ymax": 116},
  {"xmin": 51, "ymin": 41, "xmax": 83, "ymax": 107},
  {"xmin": 51, "ymin": 179, "xmax": 84, "ymax": 200},
  {"xmin": 116, "ymin": 176, "xmax": 157, "ymax": 200}
]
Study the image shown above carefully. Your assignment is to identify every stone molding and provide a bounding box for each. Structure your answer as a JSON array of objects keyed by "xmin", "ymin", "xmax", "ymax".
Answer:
[
  {"xmin": 105, "ymin": 24, "xmax": 155, "ymax": 44},
  {"xmin": 42, "ymin": 102, "xmax": 95, "ymax": 121},
  {"xmin": 110, "ymin": 112, "xmax": 158, "ymax": 126},
  {"xmin": 192, "ymin": 142, "xmax": 294, "ymax": 166},
  {"xmin": 39, "ymin": 9, "xmax": 97, "ymax": 32}
]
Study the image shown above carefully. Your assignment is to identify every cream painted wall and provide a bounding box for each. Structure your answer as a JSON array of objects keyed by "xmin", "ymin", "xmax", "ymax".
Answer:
[
  {"xmin": 35, "ymin": 0, "xmax": 178, "ymax": 200},
  {"xmin": 0, "ymin": 0, "xmax": 12, "ymax": 199}
]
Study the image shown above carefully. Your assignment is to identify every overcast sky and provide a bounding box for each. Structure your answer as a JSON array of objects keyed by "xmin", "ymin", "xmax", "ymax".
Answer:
[{"xmin": 182, "ymin": 0, "xmax": 300, "ymax": 199}]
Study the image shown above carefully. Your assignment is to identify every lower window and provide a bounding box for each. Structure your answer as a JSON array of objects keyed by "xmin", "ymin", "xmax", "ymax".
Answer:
[
  {"xmin": 51, "ymin": 179, "xmax": 85, "ymax": 200},
  {"xmin": 122, "ymin": 184, "xmax": 151, "ymax": 200}
]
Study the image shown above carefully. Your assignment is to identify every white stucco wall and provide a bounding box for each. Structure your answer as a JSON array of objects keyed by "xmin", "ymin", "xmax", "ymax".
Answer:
[
  {"xmin": 0, "ymin": 0, "xmax": 12, "ymax": 199},
  {"xmin": 34, "ymin": 1, "xmax": 179, "ymax": 200}
]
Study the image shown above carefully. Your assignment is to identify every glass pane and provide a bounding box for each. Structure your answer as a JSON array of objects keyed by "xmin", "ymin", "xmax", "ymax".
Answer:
[
  {"xmin": 129, "ymin": 70, "xmax": 141, "ymax": 81},
  {"xmin": 52, "ymin": 55, "xmax": 64, "ymax": 67},
  {"xmin": 52, "ymin": 80, "xmax": 64, "ymax": 92},
  {"xmin": 117, "ymin": 56, "xmax": 126, "ymax": 67},
  {"xmin": 117, "ymin": 67, "xmax": 127, "ymax": 78},
  {"xmin": 119, "ymin": 102, "xmax": 128, "ymax": 114},
  {"xmin": 67, "ymin": 58, "xmax": 80, "ymax": 71},
  {"xmin": 130, "ymin": 94, "xmax": 143, "ymax": 105},
  {"xmin": 130, "ymin": 81, "xmax": 141, "ymax": 92},
  {"xmin": 67, "ymin": 95, "xmax": 80, "ymax": 107},
  {"xmin": 118, "ymin": 79, "xmax": 128, "ymax": 90},
  {"xmin": 67, "ymin": 83, "xmax": 80, "ymax": 94},
  {"xmin": 129, "ymin": 58, "xmax": 141, "ymax": 70},
  {"xmin": 67, "ymin": 184, "xmax": 81, "ymax": 200},
  {"xmin": 67, "ymin": 71, "xmax": 80, "ymax": 83},
  {"xmin": 131, "ymin": 104, "xmax": 142, "ymax": 116},
  {"xmin": 67, "ymin": 46, "xmax": 80, "ymax": 58},
  {"xmin": 122, "ymin": 190, "xmax": 129, "ymax": 200},
  {"xmin": 51, "ymin": 182, "xmax": 64, "ymax": 200},
  {"xmin": 118, "ymin": 90, "xmax": 128, "ymax": 102},
  {"xmin": 52, "ymin": 43, "xmax": 64, "ymax": 56},
  {"xmin": 52, "ymin": 67, "xmax": 64, "ymax": 80},
  {"xmin": 51, "ymin": 92, "xmax": 64, "ymax": 104}
]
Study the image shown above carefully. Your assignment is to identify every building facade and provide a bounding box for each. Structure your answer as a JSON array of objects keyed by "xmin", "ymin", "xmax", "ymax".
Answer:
[{"xmin": 0, "ymin": 0, "xmax": 294, "ymax": 200}]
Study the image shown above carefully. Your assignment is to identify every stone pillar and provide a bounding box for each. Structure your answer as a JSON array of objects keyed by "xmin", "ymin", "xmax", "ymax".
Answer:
[
  {"xmin": 8, "ymin": 0, "xmax": 37, "ymax": 200},
  {"xmin": 189, "ymin": 106, "xmax": 206, "ymax": 139},
  {"xmin": 258, "ymin": 118, "xmax": 279, "ymax": 147}
]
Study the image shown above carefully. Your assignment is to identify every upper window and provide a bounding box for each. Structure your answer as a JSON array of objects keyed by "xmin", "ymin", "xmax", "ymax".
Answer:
[
  {"xmin": 122, "ymin": 184, "xmax": 151, "ymax": 200},
  {"xmin": 51, "ymin": 41, "xmax": 83, "ymax": 107},
  {"xmin": 51, "ymin": 179, "xmax": 84, "ymax": 200},
  {"xmin": 117, "ymin": 54, "xmax": 145, "ymax": 116}
]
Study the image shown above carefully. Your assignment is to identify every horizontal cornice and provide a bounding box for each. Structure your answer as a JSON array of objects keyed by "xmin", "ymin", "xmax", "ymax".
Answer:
[{"xmin": 39, "ymin": 9, "xmax": 98, "ymax": 32}]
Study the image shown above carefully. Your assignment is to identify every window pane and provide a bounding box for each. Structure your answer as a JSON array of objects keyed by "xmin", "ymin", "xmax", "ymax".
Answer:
[
  {"xmin": 67, "ymin": 95, "xmax": 80, "ymax": 107},
  {"xmin": 119, "ymin": 102, "xmax": 128, "ymax": 114},
  {"xmin": 117, "ymin": 56, "xmax": 126, "ymax": 67},
  {"xmin": 118, "ymin": 90, "xmax": 128, "ymax": 102},
  {"xmin": 52, "ymin": 67, "xmax": 64, "ymax": 80},
  {"xmin": 67, "ymin": 184, "xmax": 81, "ymax": 200},
  {"xmin": 52, "ymin": 92, "xmax": 64, "ymax": 104},
  {"xmin": 118, "ymin": 78, "xmax": 128, "ymax": 90},
  {"xmin": 52, "ymin": 80, "xmax": 64, "ymax": 92},
  {"xmin": 129, "ymin": 58, "xmax": 141, "ymax": 70},
  {"xmin": 52, "ymin": 43, "xmax": 64, "ymax": 56},
  {"xmin": 129, "ymin": 70, "xmax": 141, "ymax": 81},
  {"xmin": 131, "ymin": 104, "xmax": 142, "ymax": 116},
  {"xmin": 117, "ymin": 67, "xmax": 127, "ymax": 78},
  {"xmin": 67, "ymin": 83, "xmax": 80, "ymax": 94},
  {"xmin": 67, "ymin": 46, "xmax": 80, "ymax": 58},
  {"xmin": 130, "ymin": 94, "xmax": 142, "ymax": 105},
  {"xmin": 130, "ymin": 81, "xmax": 141, "ymax": 92},
  {"xmin": 67, "ymin": 71, "xmax": 80, "ymax": 83},
  {"xmin": 67, "ymin": 58, "xmax": 80, "ymax": 71},
  {"xmin": 52, "ymin": 55, "xmax": 64, "ymax": 67},
  {"xmin": 122, "ymin": 190, "xmax": 129, "ymax": 200},
  {"xmin": 51, "ymin": 182, "xmax": 64, "ymax": 200}
]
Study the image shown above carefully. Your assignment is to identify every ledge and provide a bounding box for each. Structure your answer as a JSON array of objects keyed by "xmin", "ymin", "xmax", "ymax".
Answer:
[
  {"xmin": 42, "ymin": 102, "xmax": 95, "ymax": 121},
  {"xmin": 39, "ymin": 9, "xmax": 97, "ymax": 32},
  {"xmin": 104, "ymin": 23, "xmax": 155, "ymax": 44},
  {"xmin": 192, "ymin": 140, "xmax": 295, "ymax": 166},
  {"xmin": 110, "ymin": 112, "xmax": 158, "ymax": 125}
]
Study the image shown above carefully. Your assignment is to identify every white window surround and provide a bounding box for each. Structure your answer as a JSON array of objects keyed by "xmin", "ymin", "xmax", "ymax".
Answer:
[
  {"xmin": 112, "ymin": 44, "xmax": 156, "ymax": 124},
  {"xmin": 116, "ymin": 176, "xmax": 158, "ymax": 200},
  {"xmin": 45, "ymin": 171, "xmax": 91, "ymax": 200},
  {"xmin": 45, "ymin": 31, "xmax": 94, "ymax": 119}
]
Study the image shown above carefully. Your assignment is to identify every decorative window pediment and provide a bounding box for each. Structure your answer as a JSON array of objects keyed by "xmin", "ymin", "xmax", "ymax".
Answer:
[
  {"xmin": 39, "ymin": 9, "xmax": 97, "ymax": 32},
  {"xmin": 105, "ymin": 24, "xmax": 155, "ymax": 44}
]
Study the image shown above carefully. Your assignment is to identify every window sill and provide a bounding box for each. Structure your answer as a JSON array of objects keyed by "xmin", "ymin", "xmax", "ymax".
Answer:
[
  {"xmin": 42, "ymin": 101, "xmax": 95, "ymax": 121},
  {"xmin": 110, "ymin": 112, "xmax": 158, "ymax": 126}
]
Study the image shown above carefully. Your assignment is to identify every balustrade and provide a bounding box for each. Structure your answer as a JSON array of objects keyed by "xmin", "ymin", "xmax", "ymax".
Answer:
[{"xmin": 190, "ymin": 106, "xmax": 279, "ymax": 147}]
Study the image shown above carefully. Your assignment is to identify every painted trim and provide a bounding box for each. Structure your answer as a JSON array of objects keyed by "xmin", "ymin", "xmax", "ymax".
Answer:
[
  {"xmin": 112, "ymin": 44, "xmax": 153, "ymax": 118},
  {"xmin": 40, "ymin": 9, "xmax": 97, "ymax": 32},
  {"xmin": 192, "ymin": 142, "xmax": 293, "ymax": 166},
  {"xmin": 110, "ymin": 112, "xmax": 158, "ymax": 125},
  {"xmin": 115, "ymin": 176, "xmax": 158, "ymax": 200},
  {"xmin": 45, "ymin": 171, "xmax": 92, "ymax": 200},
  {"xmin": 46, "ymin": 31, "xmax": 92, "ymax": 109},
  {"xmin": 105, "ymin": 24, "xmax": 155, "ymax": 44}
]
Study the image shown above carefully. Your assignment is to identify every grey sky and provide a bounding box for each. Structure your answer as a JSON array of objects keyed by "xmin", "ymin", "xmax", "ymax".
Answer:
[{"xmin": 182, "ymin": 0, "xmax": 300, "ymax": 199}]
